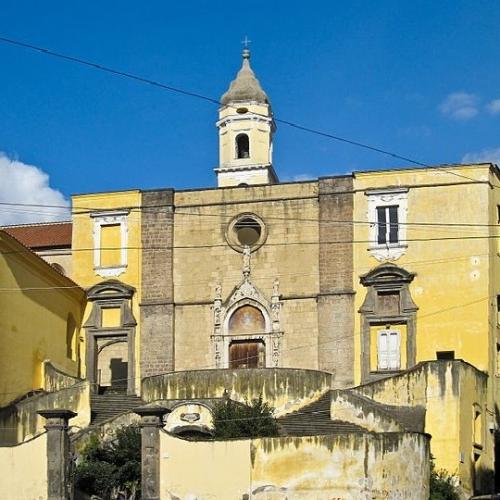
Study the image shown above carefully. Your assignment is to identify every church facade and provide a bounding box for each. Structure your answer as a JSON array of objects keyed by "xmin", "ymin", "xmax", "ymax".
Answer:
[{"xmin": 2, "ymin": 49, "xmax": 500, "ymax": 496}]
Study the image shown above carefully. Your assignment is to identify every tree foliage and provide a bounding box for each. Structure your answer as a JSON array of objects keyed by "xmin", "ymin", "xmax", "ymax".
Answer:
[
  {"xmin": 429, "ymin": 459, "xmax": 460, "ymax": 500},
  {"xmin": 74, "ymin": 425, "xmax": 141, "ymax": 500},
  {"xmin": 212, "ymin": 395, "xmax": 280, "ymax": 439}
]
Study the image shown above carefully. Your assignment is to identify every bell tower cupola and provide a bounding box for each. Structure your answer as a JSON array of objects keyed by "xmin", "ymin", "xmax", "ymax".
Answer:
[{"xmin": 215, "ymin": 48, "xmax": 278, "ymax": 187}]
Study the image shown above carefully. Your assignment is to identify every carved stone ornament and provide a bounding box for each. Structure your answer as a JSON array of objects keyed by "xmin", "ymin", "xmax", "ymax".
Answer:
[
  {"xmin": 211, "ymin": 252, "xmax": 283, "ymax": 368},
  {"xmin": 180, "ymin": 412, "xmax": 201, "ymax": 423}
]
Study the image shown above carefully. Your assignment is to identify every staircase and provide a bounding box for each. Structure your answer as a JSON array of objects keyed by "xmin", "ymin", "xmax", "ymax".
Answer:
[
  {"xmin": 90, "ymin": 389, "xmax": 144, "ymax": 426},
  {"xmin": 278, "ymin": 391, "xmax": 364, "ymax": 436}
]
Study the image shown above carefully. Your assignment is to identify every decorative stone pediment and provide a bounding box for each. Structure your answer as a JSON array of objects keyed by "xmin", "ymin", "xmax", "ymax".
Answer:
[
  {"xmin": 360, "ymin": 263, "xmax": 415, "ymax": 288},
  {"xmin": 226, "ymin": 277, "xmax": 265, "ymax": 308},
  {"xmin": 86, "ymin": 280, "xmax": 136, "ymax": 300}
]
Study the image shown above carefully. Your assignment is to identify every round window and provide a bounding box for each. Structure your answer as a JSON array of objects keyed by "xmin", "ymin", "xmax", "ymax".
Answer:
[
  {"xmin": 234, "ymin": 217, "xmax": 261, "ymax": 246},
  {"xmin": 225, "ymin": 213, "xmax": 267, "ymax": 252}
]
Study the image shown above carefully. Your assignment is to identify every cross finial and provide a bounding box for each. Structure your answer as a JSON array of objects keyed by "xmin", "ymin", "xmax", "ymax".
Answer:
[
  {"xmin": 241, "ymin": 35, "xmax": 252, "ymax": 49},
  {"xmin": 241, "ymin": 36, "xmax": 251, "ymax": 59}
]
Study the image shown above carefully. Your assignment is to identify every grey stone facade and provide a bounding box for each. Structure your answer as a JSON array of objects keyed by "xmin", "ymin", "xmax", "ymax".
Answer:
[
  {"xmin": 317, "ymin": 177, "xmax": 355, "ymax": 387},
  {"xmin": 140, "ymin": 190, "xmax": 175, "ymax": 377}
]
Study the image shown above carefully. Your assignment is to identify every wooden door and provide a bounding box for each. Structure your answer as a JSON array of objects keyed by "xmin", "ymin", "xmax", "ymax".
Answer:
[{"xmin": 229, "ymin": 340, "xmax": 265, "ymax": 369}]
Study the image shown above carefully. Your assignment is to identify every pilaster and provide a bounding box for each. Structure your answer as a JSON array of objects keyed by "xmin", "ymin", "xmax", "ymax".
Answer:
[
  {"xmin": 38, "ymin": 409, "xmax": 76, "ymax": 500},
  {"xmin": 135, "ymin": 406, "xmax": 171, "ymax": 500}
]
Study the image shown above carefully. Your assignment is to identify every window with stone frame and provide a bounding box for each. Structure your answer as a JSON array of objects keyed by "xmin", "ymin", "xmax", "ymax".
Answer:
[
  {"xmin": 366, "ymin": 188, "xmax": 408, "ymax": 261},
  {"xmin": 359, "ymin": 263, "xmax": 418, "ymax": 382},
  {"xmin": 91, "ymin": 210, "xmax": 129, "ymax": 278}
]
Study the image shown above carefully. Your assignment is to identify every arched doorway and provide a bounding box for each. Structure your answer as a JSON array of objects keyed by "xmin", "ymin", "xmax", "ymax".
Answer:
[{"xmin": 228, "ymin": 305, "xmax": 266, "ymax": 368}]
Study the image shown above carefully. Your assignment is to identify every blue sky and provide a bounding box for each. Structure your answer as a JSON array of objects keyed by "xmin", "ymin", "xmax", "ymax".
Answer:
[{"xmin": 0, "ymin": 1, "xmax": 499, "ymax": 223}]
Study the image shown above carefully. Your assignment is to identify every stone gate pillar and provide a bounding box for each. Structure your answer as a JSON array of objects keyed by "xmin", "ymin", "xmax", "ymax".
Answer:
[
  {"xmin": 38, "ymin": 409, "xmax": 77, "ymax": 500},
  {"xmin": 135, "ymin": 406, "xmax": 170, "ymax": 500}
]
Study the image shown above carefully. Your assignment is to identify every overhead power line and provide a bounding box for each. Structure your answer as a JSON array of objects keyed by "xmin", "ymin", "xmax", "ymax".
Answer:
[{"xmin": 0, "ymin": 34, "xmax": 496, "ymax": 187}]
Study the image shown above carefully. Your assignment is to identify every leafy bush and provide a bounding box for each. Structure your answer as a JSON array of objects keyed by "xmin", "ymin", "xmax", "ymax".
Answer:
[
  {"xmin": 212, "ymin": 395, "xmax": 279, "ymax": 439},
  {"xmin": 430, "ymin": 459, "xmax": 460, "ymax": 500},
  {"xmin": 74, "ymin": 425, "xmax": 141, "ymax": 500}
]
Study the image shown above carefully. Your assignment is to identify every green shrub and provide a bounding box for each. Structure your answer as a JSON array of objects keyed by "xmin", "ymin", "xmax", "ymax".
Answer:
[
  {"xmin": 429, "ymin": 459, "xmax": 460, "ymax": 500},
  {"xmin": 74, "ymin": 425, "xmax": 141, "ymax": 499},
  {"xmin": 212, "ymin": 395, "xmax": 279, "ymax": 439}
]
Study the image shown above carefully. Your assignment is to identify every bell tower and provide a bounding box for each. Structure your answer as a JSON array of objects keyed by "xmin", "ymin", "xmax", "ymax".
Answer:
[{"xmin": 215, "ymin": 48, "xmax": 278, "ymax": 187}]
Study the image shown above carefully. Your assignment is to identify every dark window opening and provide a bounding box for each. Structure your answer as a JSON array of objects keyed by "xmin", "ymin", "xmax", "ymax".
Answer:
[
  {"xmin": 497, "ymin": 295, "xmax": 500, "ymax": 325},
  {"xmin": 234, "ymin": 217, "xmax": 262, "ymax": 246},
  {"xmin": 436, "ymin": 351, "xmax": 455, "ymax": 360},
  {"xmin": 497, "ymin": 205, "xmax": 500, "ymax": 223},
  {"xmin": 236, "ymin": 134, "xmax": 250, "ymax": 159},
  {"xmin": 376, "ymin": 205, "xmax": 399, "ymax": 244}
]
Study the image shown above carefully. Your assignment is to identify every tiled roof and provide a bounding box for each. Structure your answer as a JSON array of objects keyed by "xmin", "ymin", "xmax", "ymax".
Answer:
[{"xmin": 2, "ymin": 221, "xmax": 72, "ymax": 249}]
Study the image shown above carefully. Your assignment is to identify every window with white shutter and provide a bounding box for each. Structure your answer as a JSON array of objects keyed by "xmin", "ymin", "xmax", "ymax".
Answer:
[{"xmin": 377, "ymin": 330, "xmax": 400, "ymax": 371}]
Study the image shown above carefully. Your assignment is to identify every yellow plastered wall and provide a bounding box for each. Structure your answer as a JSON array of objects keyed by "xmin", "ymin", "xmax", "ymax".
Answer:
[
  {"xmin": 71, "ymin": 190, "xmax": 142, "ymax": 389},
  {"xmin": 354, "ymin": 165, "xmax": 493, "ymax": 383},
  {"xmin": 100, "ymin": 224, "xmax": 122, "ymax": 267},
  {"xmin": 173, "ymin": 182, "xmax": 320, "ymax": 371},
  {"xmin": 0, "ymin": 232, "xmax": 85, "ymax": 407},
  {"xmin": 101, "ymin": 307, "xmax": 121, "ymax": 328},
  {"xmin": 353, "ymin": 163, "xmax": 498, "ymax": 491}
]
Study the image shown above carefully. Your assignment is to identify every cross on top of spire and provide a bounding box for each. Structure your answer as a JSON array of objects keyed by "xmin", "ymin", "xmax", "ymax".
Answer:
[
  {"xmin": 241, "ymin": 36, "xmax": 251, "ymax": 59},
  {"xmin": 241, "ymin": 35, "xmax": 252, "ymax": 49}
]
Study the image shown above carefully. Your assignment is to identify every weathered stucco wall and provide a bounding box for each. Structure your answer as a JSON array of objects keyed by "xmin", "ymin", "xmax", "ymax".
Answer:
[
  {"xmin": 0, "ymin": 432, "xmax": 47, "ymax": 499},
  {"xmin": 160, "ymin": 431, "xmax": 430, "ymax": 499},
  {"xmin": 354, "ymin": 360, "xmax": 491, "ymax": 496},
  {"xmin": 142, "ymin": 368, "xmax": 332, "ymax": 416},
  {"xmin": 0, "ymin": 381, "xmax": 91, "ymax": 445},
  {"xmin": 43, "ymin": 359, "xmax": 82, "ymax": 392},
  {"xmin": 330, "ymin": 390, "xmax": 409, "ymax": 433}
]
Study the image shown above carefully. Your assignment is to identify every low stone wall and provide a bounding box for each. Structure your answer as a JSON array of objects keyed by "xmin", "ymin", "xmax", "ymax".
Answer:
[
  {"xmin": 0, "ymin": 432, "xmax": 47, "ymax": 499},
  {"xmin": 0, "ymin": 381, "xmax": 91, "ymax": 445},
  {"xmin": 43, "ymin": 359, "xmax": 82, "ymax": 393},
  {"xmin": 159, "ymin": 431, "xmax": 430, "ymax": 499},
  {"xmin": 142, "ymin": 368, "xmax": 333, "ymax": 416}
]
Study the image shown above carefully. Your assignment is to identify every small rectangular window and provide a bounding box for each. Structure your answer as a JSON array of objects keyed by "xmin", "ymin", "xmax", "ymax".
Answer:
[
  {"xmin": 497, "ymin": 205, "xmax": 500, "ymax": 223},
  {"xmin": 436, "ymin": 351, "xmax": 455, "ymax": 360},
  {"xmin": 377, "ymin": 330, "xmax": 400, "ymax": 370},
  {"xmin": 376, "ymin": 205, "xmax": 399, "ymax": 245}
]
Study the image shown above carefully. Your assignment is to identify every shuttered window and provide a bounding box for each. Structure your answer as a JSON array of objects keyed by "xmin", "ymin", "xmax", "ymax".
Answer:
[
  {"xmin": 377, "ymin": 330, "xmax": 400, "ymax": 370},
  {"xmin": 376, "ymin": 205, "xmax": 399, "ymax": 244}
]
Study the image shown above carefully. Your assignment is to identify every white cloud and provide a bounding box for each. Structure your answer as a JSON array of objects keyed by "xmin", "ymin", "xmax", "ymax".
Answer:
[
  {"xmin": 281, "ymin": 173, "xmax": 315, "ymax": 182},
  {"xmin": 439, "ymin": 92, "xmax": 479, "ymax": 120},
  {"xmin": 462, "ymin": 147, "xmax": 500, "ymax": 166},
  {"xmin": 0, "ymin": 153, "xmax": 69, "ymax": 225},
  {"xmin": 486, "ymin": 99, "xmax": 500, "ymax": 115}
]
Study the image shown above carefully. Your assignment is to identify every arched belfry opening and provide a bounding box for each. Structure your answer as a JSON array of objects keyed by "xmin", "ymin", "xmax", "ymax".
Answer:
[{"xmin": 235, "ymin": 133, "xmax": 250, "ymax": 159}]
